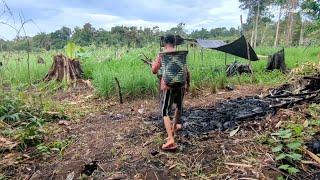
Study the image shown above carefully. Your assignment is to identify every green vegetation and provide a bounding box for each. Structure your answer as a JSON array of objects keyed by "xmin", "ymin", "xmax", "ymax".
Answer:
[
  {"xmin": 0, "ymin": 92, "xmax": 45, "ymax": 149},
  {"xmin": 256, "ymin": 103, "xmax": 320, "ymax": 177},
  {"xmin": 1, "ymin": 46, "xmax": 319, "ymax": 97},
  {"xmin": 0, "ymin": 91, "xmax": 69, "ymax": 152}
]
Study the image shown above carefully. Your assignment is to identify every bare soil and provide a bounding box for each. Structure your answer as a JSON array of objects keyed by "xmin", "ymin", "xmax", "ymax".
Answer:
[{"xmin": 1, "ymin": 85, "xmax": 309, "ymax": 179}]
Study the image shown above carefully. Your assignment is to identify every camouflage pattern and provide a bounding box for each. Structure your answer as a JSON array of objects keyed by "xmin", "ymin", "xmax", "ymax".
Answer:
[{"xmin": 160, "ymin": 51, "xmax": 188, "ymax": 87}]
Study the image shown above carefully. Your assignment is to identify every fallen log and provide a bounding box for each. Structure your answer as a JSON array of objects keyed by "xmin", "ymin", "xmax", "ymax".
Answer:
[
  {"xmin": 303, "ymin": 76, "xmax": 320, "ymax": 81},
  {"xmin": 267, "ymin": 90, "xmax": 320, "ymax": 98},
  {"xmin": 269, "ymin": 94, "xmax": 317, "ymax": 108}
]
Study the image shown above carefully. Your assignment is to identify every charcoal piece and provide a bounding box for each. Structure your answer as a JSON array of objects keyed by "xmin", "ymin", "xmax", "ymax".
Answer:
[
  {"xmin": 82, "ymin": 161, "xmax": 98, "ymax": 176},
  {"xmin": 223, "ymin": 121, "xmax": 236, "ymax": 130},
  {"xmin": 306, "ymin": 133, "xmax": 320, "ymax": 154},
  {"xmin": 150, "ymin": 149, "xmax": 159, "ymax": 156}
]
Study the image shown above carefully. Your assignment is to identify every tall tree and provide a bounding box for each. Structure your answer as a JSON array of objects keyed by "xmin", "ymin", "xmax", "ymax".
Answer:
[
  {"xmin": 239, "ymin": 0, "xmax": 273, "ymax": 47},
  {"xmin": 32, "ymin": 32, "xmax": 51, "ymax": 50},
  {"xmin": 166, "ymin": 23, "xmax": 187, "ymax": 36},
  {"xmin": 285, "ymin": 0, "xmax": 299, "ymax": 46},
  {"xmin": 301, "ymin": 0, "xmax": 320, "ymax": 37},
  {"xmin": 273, "ymin": 0, "xmax": 286, "ymax": 47},
  {"xmin": 72, "ymin": 23, "xmax": 96, "ymax": 46},
  {"xmin": 50, "ymin": 26, "xmax": 71, "ymax": 49}
]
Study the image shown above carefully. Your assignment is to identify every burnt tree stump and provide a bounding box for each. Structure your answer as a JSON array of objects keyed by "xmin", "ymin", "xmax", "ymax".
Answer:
[
  {"xmin": 44, "ymin": 54, "xmax": 83, "ymax": 82},
  {"xmin": 266, "ymin": 48, "xmax": 287, "ymax": 73},
  {"xmin": 226, "ymin": 61, "xmax": 253, "ymax": 76}
]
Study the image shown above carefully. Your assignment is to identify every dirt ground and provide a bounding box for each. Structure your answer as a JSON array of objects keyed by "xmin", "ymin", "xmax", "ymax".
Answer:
[{"xmin": 1, "ymin": 85, "xmax": 309, "ymax": 179}]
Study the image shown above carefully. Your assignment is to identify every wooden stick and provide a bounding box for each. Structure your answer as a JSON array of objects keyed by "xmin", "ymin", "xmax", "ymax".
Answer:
[
  {"xmin": 257, "ymin": 54, "xmax": 268, "ymax": 59},
  {"xmin": 303, "ymin": 76, "xmax": 320, "ymax": 80},
  {"xmin": 224, "ymin": 162, "xmax": 253, "ymax": 168},
  {"xmin": 303, "ymin": 147, "xmax": 320, "ymax": 164},
  {"xmin": 114, "ymin": 77, "xmax": 123, "ymax": 104},
  {"xmin": 224, "ymin": 53, "xmax": 227, "ymax": 66},
  {"xmin": 140, "ymin": 58, "xmax": 152, "ymax": 66}
]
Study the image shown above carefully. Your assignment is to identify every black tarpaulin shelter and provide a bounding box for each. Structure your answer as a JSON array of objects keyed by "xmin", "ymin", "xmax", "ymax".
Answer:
[
  {"xmin": 159, "ymin": 35, "xmax": 259, "ymax": 61},
  {"xmin": 196, "ymin": 35, "xmax": 259, "ymax": 61}
]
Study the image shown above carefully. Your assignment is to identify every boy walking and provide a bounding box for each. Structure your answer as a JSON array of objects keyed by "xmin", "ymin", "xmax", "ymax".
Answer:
[{"xmin": 151, "ymin": 34, "xmax": 190, "ymax": 150}]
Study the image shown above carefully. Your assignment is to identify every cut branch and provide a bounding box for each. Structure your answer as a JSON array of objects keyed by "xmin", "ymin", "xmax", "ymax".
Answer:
[{"xmin": 115, "ymin": 77, "xmax": 123, "ymax": 104}]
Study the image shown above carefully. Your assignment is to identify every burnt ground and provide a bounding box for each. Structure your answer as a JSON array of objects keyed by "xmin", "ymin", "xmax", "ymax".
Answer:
[{"xmin": 1, "ymin": 85, "xmax": 319, "ymax": 179}]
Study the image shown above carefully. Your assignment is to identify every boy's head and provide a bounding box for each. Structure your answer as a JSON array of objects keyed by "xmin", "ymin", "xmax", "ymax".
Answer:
[{"xmin": 163, "ymin": 34, "xmax": 176, "ymax": 48}]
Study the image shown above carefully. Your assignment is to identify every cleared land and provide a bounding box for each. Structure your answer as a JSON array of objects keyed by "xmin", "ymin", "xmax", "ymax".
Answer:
[{"xmin": 1, "ymin": 46, "xmax": 320, "ymax": 179}]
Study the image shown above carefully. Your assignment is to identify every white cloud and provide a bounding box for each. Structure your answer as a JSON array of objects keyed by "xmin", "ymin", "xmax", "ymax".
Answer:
[{"xmin": 0, "ymin": 0, "xmax": 248, "ymax": 40}]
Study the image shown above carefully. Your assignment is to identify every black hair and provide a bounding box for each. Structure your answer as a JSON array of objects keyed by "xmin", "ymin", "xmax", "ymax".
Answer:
[{"xmin": 164, "ymin": 34, "xmax": 176, "ymax": 46}]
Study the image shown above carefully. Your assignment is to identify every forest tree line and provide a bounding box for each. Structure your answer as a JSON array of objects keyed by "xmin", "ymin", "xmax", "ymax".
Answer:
[{"xmin": 0, "ymin": 0, "xmax": 319, "ymax": 51}]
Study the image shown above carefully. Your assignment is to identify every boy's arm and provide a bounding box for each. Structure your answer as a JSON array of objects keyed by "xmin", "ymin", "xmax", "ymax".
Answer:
[{"xmin": 151, "ymin": 54, "xmax": 161, "ymax": 74}]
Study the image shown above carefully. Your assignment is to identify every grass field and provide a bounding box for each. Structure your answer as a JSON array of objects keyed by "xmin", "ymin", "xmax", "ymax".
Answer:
[{"xmin": 0, "ymin": 45, "xmax": 319, "ymax": 97}]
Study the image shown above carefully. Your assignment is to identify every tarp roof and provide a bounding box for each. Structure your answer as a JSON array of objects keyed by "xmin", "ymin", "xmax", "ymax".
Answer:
[
  {"xmin": 196, "ymin": 39, "xmax": 226, "ymax": 49},
  {"xmin": 196, "ymin": 35, "xmax": 259, "ymax": 61}
]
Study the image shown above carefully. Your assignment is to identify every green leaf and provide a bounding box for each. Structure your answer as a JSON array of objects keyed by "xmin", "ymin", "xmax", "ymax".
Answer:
[
  {"xmin": 278, "ymin": 164, "xmax": 290, "ymax": 170},
  {"xmin": 272, "ymin": 145, "xmax": 283, "ymax": 152},
  {"xmin": 276, "ymin": 153, "xmax": 287, "ymax": 160},
  {"xmin": 277, "ymin": 176, "xmax": 285, "ymax": 180},
  {"xmin": 287, "ymin": 153, "xmax": 302, "ymax": 161},
  {"xmin": 271, "ymin": 129, "xmax": 292, "ymax": 139},
  {"xmin": 292, "ymin": 125, "xmax": 304, "ymax": 136},
  {"xmin": 310, "ymin": 120, "xmax": 320, "ymax": 126},
  {"xmin": 287, "ymin": 167, "xmax": 300, "ymax": 175},
  {"xmin": 65, "ymin": 42, "xmax": 77, "ymax": 59},
  {"xmin": 286, "ymin": 141, "xmax": 302, "ymax": 150}
]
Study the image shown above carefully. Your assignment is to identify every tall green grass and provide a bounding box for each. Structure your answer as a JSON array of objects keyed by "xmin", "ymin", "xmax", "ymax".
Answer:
[{"xmin": 0, "ymin": 46, "xmax": 319, "ymax": 97}]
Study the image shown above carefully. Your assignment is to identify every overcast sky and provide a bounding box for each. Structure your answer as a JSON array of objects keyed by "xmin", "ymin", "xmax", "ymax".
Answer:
[{"xmin": 1, "ymin": 0, "xmax": 248, "ymax": 40}]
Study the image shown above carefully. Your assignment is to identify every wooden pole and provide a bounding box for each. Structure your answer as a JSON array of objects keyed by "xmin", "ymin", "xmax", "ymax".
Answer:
[
  {"xmin": 240, "ymin": 15, "xmax": 253, "ymax": 80},
  {"xmin": 224, "ymin": 53, "xmax": 227, "ymax": 66},
  {"xmin": 240, "ymin": 15, "xmax": 251, "ymax": 65},
  {"xmin": 114, "ymin": 77, "xmax": 123, "ymax": 104},
  {"xmin": 201, "ymin": 48, "xmax": 204, "ymax": 68},
  {"xmin": 253, "ymin": 0, "xmax": 260, "ymax": 48},
  {"xmin": 193, "ymin": 45, "xmax": 196, "ymax": 62},
  {"xmin": 240, "ymin": 15, "xmax": 244, "ymax": 35}
]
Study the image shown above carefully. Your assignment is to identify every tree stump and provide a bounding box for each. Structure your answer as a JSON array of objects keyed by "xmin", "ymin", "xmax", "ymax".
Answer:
[
  {"xmin": 44, "ymin": 54, "xmax": 83, "ymax": 82},
  {"xmin": 266, "ymin": 48, "xmax": 288, "ymax": 73}
]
